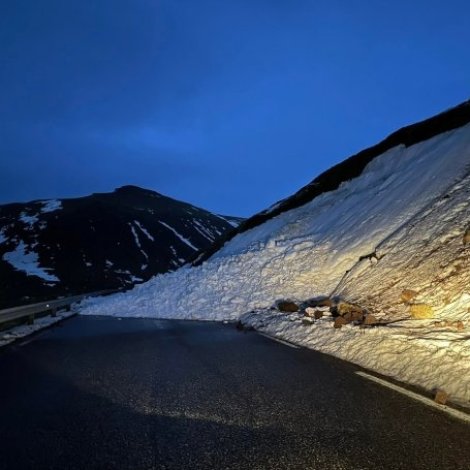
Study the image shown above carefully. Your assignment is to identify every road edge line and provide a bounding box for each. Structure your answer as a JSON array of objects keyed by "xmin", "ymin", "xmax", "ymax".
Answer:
[
  {"xmin": 356, "ymin": 371, "xmax": 470, "ymax": 424},
  {"xmin": 258, "ymin": 332, "xmax": 300, "ymax": 349}
]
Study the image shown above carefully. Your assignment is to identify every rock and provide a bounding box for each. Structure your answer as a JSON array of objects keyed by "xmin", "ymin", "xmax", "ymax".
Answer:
[
  {"xmin": 334, "ymin": 317, "xmax": 348, "ymax": 329},
  {"xmin": 401, "ymin": 289, "xmax": 418, "ymax": 304},
  {"xmin": 337, "ymin": 301, "xmax": 363, "ymax": 316},
  {"xmin": 409, "ymin": 303, "xmax": 434, "ymax": 319},
  {"xmin": 276, "ymin": 300, "xmax": 299, "ymax": 313},
  {"xmin": 363, "ymin": 314, "xmax": 378, "ymax": 325},
  {"xmin": 463, "ymin": 227, "xmax": 470, "ymax": 245},
  {"xmin": 236, "ymin": 320, "xmax": 254, "ymax": 332},
  {"xmin": 302, "ymin": 318, "xmax": 314, "ymax": 326},
  {"xmin": 434, "ymin": 389, "xmax": 448, "ymax": 405},
  {"xmin": 455, "ymin": 321, "xmax": 465, "ymax": 331},
  {"xmin": 343, "ymin": 312, "xmax": 353, "ymax": 322},
  {"xmin": 314, "ymin": 310, "xmax": 323, "ymax": 320},
  {"xmin": 351, "ymin": 310, "xmax": 365, "ymax": 322},
  {"xmin": 333, "ymin": 301, "xmax": 364, "ymax": 321}
]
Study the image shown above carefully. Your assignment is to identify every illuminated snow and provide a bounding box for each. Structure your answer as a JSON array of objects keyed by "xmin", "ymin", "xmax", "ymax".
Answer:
[{"xmin": 80, "ymin": 122, "xmax": 470, "ymax": 405}]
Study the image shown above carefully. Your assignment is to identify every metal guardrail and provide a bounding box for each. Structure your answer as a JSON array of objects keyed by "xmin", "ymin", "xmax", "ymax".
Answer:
[{"xmin": 0, "ymin": 289, "xmax": 119, "ymax": 327}]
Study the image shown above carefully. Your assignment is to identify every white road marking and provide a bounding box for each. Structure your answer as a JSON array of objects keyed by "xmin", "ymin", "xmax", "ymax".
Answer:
[
  {"xmin": 356, "ymin": 371, "xmax": 470, "ymax": 424},
  {"xmin": 258, "ymin": 332, "xmax": 300, "ymax": 349}
]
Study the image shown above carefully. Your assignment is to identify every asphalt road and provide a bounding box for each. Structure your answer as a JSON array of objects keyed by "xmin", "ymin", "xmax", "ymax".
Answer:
[{"xmin": 0, "ymin": 316, "xmax": 469, "ymax": 470}]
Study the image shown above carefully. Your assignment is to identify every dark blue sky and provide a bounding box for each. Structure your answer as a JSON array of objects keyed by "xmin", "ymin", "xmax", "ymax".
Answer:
[{"xmin": 1, "ymin": 0, "xmax": 469, "ymax": 216}]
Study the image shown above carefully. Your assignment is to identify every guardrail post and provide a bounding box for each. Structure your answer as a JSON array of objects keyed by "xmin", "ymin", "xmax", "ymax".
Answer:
[{"xmin": 27, "ymin": 314, "xmax": 35, "ymax": 325}]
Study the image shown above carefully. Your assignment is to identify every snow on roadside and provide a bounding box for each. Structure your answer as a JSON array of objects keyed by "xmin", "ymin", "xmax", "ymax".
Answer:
[
  {"xmin": 81, "ymin": 124, "xmax": 470, "ymax": 320},
  {"xmin": 79, "ymin": 121, "xmax": 470, "ymax": 405},
  {"xmin": 240, "ymin": 310, "xmax": 470, "ymax": 408},
  {"xmin": 0, "ymin": 311, "xmax": 75, "ymax": 348}
]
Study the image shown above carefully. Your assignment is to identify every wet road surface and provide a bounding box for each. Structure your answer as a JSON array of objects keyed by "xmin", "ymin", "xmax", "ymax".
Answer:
[{"xmin": 0, "ymin": 316, "xmax": 469, "ymax": 469}]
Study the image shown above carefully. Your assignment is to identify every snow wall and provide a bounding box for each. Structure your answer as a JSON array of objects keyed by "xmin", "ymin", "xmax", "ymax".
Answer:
[{"xmin": 81, "ymin": 123, "xmax": 470, "ymax": 323}]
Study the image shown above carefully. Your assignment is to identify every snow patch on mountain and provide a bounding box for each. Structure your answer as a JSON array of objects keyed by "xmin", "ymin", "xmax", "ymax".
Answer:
[
  {"xmin": 216, "ymin": 214, "xmax": 240, "ymax": 228},
  {"xmin": 3, "ymin": 241, "xmax": 59, "ymax": 282},
  {"xmin": 19, "ymin": 212, "xmax": 39, "ymax": 228},
  {"xmin": 158, "ymin": 221, "xmax": 198, "ymax": 251},
  {"xmin": 134, "ymin": 220, "xmax": 154, "ymax": 241},
  {"xmin": 40, "ymin": 199, "xmax": 62, "ymax": 213}
]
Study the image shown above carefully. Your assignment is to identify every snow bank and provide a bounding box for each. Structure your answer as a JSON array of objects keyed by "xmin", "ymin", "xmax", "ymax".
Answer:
[
  {"xmin": 333, "ymin": 169, "xmax": 470, "ymax": 320},
  {"xmin": 78, "ymin": 117, "xmax": 470, "ymax": 405},
  {"xmin": 81, "ymin": 124, "xmax": 470, "ymax": 321}
]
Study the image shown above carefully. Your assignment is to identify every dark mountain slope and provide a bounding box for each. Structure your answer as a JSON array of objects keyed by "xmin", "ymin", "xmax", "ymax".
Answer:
[
  {"xmin": 0, "ymin": 185, "xmax": 242, "ymax": 308},
  {"xmin": 194, "ymin": 99, "xmax": 470, "ymax": 265}
]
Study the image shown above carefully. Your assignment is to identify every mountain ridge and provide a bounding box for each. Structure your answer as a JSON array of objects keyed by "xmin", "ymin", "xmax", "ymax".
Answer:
[{"xmin": 0, "ymin": 186, "xmax": 243, "ymax": 308}]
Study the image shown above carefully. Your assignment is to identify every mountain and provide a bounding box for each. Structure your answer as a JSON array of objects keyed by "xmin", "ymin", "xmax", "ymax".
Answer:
[
  {"xmin": 81, "ymin": 100, "xmax": 470, "ymax": 406},
  {"xmin": 0, "ymin": 185, "xmax": 243, "ymax": 308}
]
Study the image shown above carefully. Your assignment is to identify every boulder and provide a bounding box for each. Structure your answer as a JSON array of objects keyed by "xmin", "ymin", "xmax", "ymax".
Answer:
[
  {"xmin": 351, "ymin": 310, "xmax": 365, "ymax": 322},
  {"xmin": 333, "ymin": 301, "xmax": 364, "ymax": 320},
  {"xmin": 434, "ymin": 389, "xmax": 448, "ymax": 405},
  {"xmin": 314, "ymin": 310, "xmax": 323, "ymax": 320},
  {"xmin": 463, "ymin": 227, "xmax": 470, "ymax": 245},
  {"xmin": 236, "ymin": 320, "xmax": 254, "ymax": 332},
  {"xmin": 276, "ymin": 300, "xmax": 299, "ymax": 313},
  {"xmin": 334, "ymin": 317, "xmax": 348, "ymax": 329},
  {"xmin": 409, "ymin": 304, "xmax": 434, "ymax": 319},
  {"xmin": 401, "ymin": 289, "xmax": 418, "ymax": 304},
  {"xmin": 363, "ymin": 314, "xmax": 378, "ymax": 325}
]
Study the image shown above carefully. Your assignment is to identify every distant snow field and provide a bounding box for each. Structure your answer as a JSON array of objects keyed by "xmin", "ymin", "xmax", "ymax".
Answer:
[
  {"xmin": 40, "ymin": 199, "xmax": 62, "ymax": 213},
  {"xmin": 3, "ymin": 241, "xmax": 59, "ymax": 282}
]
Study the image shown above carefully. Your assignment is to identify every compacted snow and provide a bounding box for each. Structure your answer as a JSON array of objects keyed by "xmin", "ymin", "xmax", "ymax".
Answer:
[{"xmin": 81, "ymin": 121, "xmax": 470, "ymax": 405}]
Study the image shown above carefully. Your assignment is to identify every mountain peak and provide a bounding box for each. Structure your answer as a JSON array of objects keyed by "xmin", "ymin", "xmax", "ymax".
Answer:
[{"xmin": 114, "ymin": 185, "xmax": 161, "ymax": 196}]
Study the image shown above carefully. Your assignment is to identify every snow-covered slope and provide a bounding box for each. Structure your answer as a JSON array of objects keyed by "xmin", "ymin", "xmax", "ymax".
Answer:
[
  {"xmin": 81, "ymin": 102, "xmax": 470, "ymax": 405},
  {"xmin": 81, "ymin": 118, "xmax": 470, "ymax": 321}
]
